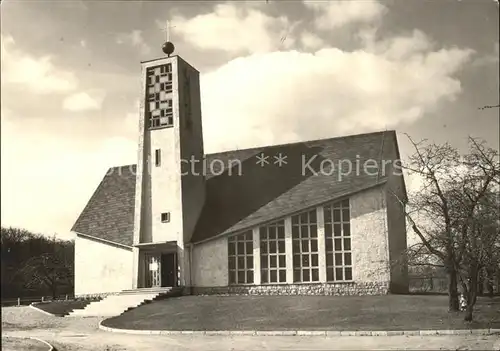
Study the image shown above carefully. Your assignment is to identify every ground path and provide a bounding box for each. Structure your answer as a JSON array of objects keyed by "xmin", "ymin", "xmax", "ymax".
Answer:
[{"xmin": 2, "ymin": 307, "xmax": 500, "ymax": 350}]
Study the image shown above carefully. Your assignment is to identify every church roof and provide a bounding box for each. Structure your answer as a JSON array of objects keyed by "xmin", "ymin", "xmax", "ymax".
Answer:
[{"xmin": 72, "ymin": 130, "xmax": 406, "ymax": 246}]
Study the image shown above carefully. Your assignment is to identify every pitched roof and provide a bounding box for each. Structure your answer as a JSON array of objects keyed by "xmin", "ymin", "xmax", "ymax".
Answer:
[{"xmin": 72, "ymin": 130, "xmax": 404, "ymax": 246}]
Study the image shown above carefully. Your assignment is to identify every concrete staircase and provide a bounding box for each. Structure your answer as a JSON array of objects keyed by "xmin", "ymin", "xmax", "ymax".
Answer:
[{"xmin": 68, "ymin": 287, "xmax": 182, "ymax": 317}]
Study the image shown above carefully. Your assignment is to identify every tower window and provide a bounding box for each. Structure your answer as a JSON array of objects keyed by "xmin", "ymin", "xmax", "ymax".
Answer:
[
  {"xmin": 155, "ymin": 149, "xmax": 161, "ymax": 167},
  {"xmin": 161, "ymin": 212, "xmax": 170, "ymax": 223},
  {"xmin": 146, "ymin": 64, "xmax": 174, "ymax": 129}
]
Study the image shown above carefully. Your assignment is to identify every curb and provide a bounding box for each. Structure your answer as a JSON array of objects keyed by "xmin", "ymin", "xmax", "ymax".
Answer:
[
  {"xmin": 98, "ymin": 321, "xmax": 500, "ymax": 337},
  {"xmin": 29, "ymin": 304, "xmax": 58, "ymax": 317}
]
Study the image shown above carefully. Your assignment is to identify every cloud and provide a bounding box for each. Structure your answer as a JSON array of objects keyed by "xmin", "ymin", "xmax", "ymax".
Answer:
[
  {"xmin": 300, "ymin": 31, "xmax": 324, "ymax": 50},
  {"xmin": 116, "ymin": 30, "xmax": 151, "ymax": 55},
  {"xmin": 165, "ymin": 3, "xmax": 296, "ymax": 54},
  {"xmin": 472, "ymin": 42, "xmax": 499, "ymax": 67},
  {"xmin": 1, "ymin": 34, "xmax": 78, "ymax": 94},
  {"xmin": 62, "ymin": 91, "xmax": 106, "ymax": 112},
  {"xmin": 303, "ymin": 0, "xmax": 387, "ymax": 30},
  {"xmin": 200, "ymin": 31, "xmax": 473, "ymax": 152}
]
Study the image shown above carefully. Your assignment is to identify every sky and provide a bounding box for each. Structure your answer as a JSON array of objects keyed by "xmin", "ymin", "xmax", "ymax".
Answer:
[{"xmin": 1, "ymin": 0, "xmax": 499, "ymax": 240}]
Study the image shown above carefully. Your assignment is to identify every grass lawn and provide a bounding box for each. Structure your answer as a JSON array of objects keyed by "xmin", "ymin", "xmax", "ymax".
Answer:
[
  {"xmin": 1, "ymin": 337, "xmax": 49, "ymax": 351},
  {"xmin": 32, "ymin": 300, "xmax": 93, "ymax": 316},
  {"xmin": 101, "ymin": 295, "xmax": 500, "ymax": 331}
]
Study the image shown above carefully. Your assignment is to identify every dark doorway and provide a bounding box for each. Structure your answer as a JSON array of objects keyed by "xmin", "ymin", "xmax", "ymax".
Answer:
[{"xmin": 161, "ymin": 253, "xmax": 177, "ymax": 287}]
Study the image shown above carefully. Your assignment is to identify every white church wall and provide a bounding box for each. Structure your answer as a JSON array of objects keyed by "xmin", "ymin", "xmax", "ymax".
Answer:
[
  {"xmin": 192, "ymin": 236, "xmax": 228, "ymax": 287},
  {"xmin": 74, "ymin": 235, "xmax": 133, "ymax": 296},
  {"xmin": 350, "ymin": 185, "xmax": 391, "ymax": 284}
]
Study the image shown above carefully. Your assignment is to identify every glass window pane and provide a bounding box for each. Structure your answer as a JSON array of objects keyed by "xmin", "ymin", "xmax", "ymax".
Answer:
[
  {"xmin": 345, "ymin": 253, "xmax": 352, "ymax": 265},
  {"xmin": 310, "ymin": 225, "xmax": 317, "ymax": 237},
  {"xmin": 312, "ymin": 268, "xmax": 319, "ymax": 282},
  {"xmin": 238, "ymin": 271, "xmax": 245, "ymax": 284},
  {"xmin": 326, "ymin": 238, "xmax": 333, "ymax": 252},
  {"xmin": 247, "ymin": 270, "xmax": 254, "ymax": 284},
  {"xmin": 279, "ymin": 270, "xmax": 286, "ymax": 282},
  {"xmin": 326, "ymin": 253, "xmax": 333, "ymax": 267},
  {"xmin": 335, "ymin": 268, "xmax": 343, "ymax": 281},
  {"xmin": 309, "ymin": 210, "xmax": 317, "ymax": 223},
  {"xmin": 300, "ymin": 213, "xmax": 308, "ymax": 223},
  {"xmin": 261, "ymin": 255, "xmax": 268, "ymax": 268},
  {"xmin": 344, "ymin": 238, "xmax": 351, "ymax": 251},
  {"xmin": 247, "ymin": 256, "xmax": 253, "ymax": 269},
  {"xmin": 327, "ymin": 268, "xmax": 334, "ymax": 281},
  {"xmin": 278, "ymin": 225, "xmax": 285, "ymax": 239},
  {"xmin": 301, "ymin": 225, "xmax": 309, "ymax": 238},
  {"xmin": 341, "ymin": 199, "xmax": 349, "ymax": 208},
  {"xmin": 303, "ymin": 269, "xmax": 310, "ymax": 282},
  {"xmin": 238, "ymin": 256, "xmax": 245, "ymax": 268},
  {"xmin": 292, "ymin": 225, "xmax": 299, "ymax": 238},
  {"xmin": 333, "ymin": 209, "xmax": 341, "ymax": 222},
  {"xmin": 278, "ymin": 255, "xmax": 286, "ymax": 268},
  {"xmin": 311, "ymin": 254, "xmax": 318, "ymax": 267},
  {"xmin": 342, "ymin": 209, "xmax": 350, "ymax": 222},
  {"xmin": 278, "ymin": 240, "xmax": 285, "ymax": 253},
  {"xmin": 311, "ymin": 239, "xmax": 318, "ymax": 252},
  {"xmin": 292, "ymin": 240, "xmax": 300, "ymax": 253},
  {"xmin": 302, "ymin": 254, "xmax": 309, "ymax": 266},
  {"xmin": 246, "ymin": 241, "xmax": 253, "ymax": 253},
  {"xmin": 228, "ymin": 242, "xmax": 235, "ymax": 255},
  {"xmin": 245, "ymin": 231, "xmax": 252, "ymax": 240},
  {"xmin": 259, "ymin": 227, "xmax": 267, "ymax": 239},
  {"xmin": 237, "ymin": 242, "xmax": 244, "ymax": 254},
  {"xmin": 228, "ymin": 256, "xmax": 236, "ymax": 270},
  {"xmin": 293, "ymin": 254, "xmax": 301, "ymax": 268},
  {"xmin": 270, "ymin": 241, "xmax": 277, "ymax": 253},
  {"xmin": 261, "ymin": 270, "xmax": 268, "ymax": 284},
  {"xmin": 270, "ymin": 270, "xmax": 277, "ymax": 283},
  {"xmin": 270, "ymin": 255, "xmax": 277, "ymax": 268},
  {"xmin": 334, "ymin": 224, "xmax": 342, "ymax": 237},
  {"xmin": 261, "ymin": 241, "xmax": 268, "ymax": 254},
  {"xmin": 301, "ymin": 240, "xmax": 309, "ymax": 252},
  {"xmin": 335, "ymin": 253, "xmax": 343, "ymax": 266},
  {"xmin": 345, "ymin": 267, "xmax": 352, "ymax": 281},
  {"xmin": 269, "ymin": 226, "xmax": 276, "ymax": 240},
  {"xmin": 229, "ymin": 270, "xmax": 236, "ymax": 284},
  {"xmin": 293, "ymin": 269, "xmax": 301, "ymax": 282},
  {"xmin": 325, "ymin": 223, "xmax": 332, "ymax": 237},
  {"xmin": 324, "ymin": 208, "xmax": 331, "ymax": 223},
  {"xmin": 292, "ymin": 215, "xmax": 299, "ymax": 225},
  {"xmin": 343, "ymin": 223, "xmax": 351, "ymax": 236},
  {"xmin": 334, "ymin": 239, "xmax": 342, "ymax": 251}
]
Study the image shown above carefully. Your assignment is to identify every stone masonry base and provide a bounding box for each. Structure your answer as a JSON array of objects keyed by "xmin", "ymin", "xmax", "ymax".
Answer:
[{"xmin": 191, "ymin": 282, "xmax": 389, "ymax": 296}]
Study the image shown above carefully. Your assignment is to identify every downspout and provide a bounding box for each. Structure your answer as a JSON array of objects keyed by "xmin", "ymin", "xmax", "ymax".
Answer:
[{"xmin": 377, "ymin": 130, "xmax": 391, "ymax": 292}]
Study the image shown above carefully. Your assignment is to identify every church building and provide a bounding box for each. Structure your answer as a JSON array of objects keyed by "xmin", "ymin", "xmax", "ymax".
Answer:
[{"xmin": 72, "ymin": 46, "xmax": 409, "ymax": 297}]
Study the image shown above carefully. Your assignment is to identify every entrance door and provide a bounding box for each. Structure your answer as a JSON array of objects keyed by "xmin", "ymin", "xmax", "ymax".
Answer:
[
  {"xmin": 144, "ymin": 253, "xmax": 161, "ymax": 288},
  {"xmin": 161, "ymin": 253, "xmax": 177, "ymax": 287}
]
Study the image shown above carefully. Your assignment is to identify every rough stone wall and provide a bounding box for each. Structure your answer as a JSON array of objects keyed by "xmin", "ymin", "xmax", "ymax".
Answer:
[{"xmin": 191, "ymin": 282, "xmax": 388, "ymax": 296}]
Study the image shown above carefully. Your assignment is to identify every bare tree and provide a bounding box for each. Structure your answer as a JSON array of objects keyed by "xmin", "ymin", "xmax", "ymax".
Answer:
[{"xmin": 396, "ymin": 135, "xmax": 499, "ymax": 313}]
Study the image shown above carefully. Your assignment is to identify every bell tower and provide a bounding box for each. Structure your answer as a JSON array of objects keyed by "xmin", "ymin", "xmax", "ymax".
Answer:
[{"xmin": 132, "ymin": 38, "xmax": 205, "ymax": 289}]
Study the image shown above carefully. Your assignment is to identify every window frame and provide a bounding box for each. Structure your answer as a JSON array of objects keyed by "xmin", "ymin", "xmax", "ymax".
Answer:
[
  {"xmin": 228, "ymin": 231, "xmax": 254, "ymax": 285},
  {"xmin": 291, "ymin": 209, "xmax": 320, "ymax": 283},
  {"xmin": 259, "ymin": 220, "xmax": 287, "ymax": 284},
  {"xmin": 324, "ymin": 198, "xmax": 353, "ymax": 282}
]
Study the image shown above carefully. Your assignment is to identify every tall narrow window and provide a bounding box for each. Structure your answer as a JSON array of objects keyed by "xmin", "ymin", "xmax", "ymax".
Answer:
[
  {"xmin": 260, "ymin": 220, "xmax": 286, "ymax": 284},
  {"xmin": 324, "ymin": 199, "xmax": 352, "ymax": 282},
  {"xmin": 291, "ymin": 209, "xmax": 319, "ymax": 283},
  {"xmin": 155, "ymin": 149, "xmax": 161, "ymax": 167},
  {"xmin": 146, "ymin": 63, "xmax": 174, "ymax": 129},
  {"xmin": 228, "ymin": 231, "xmax": 254, "ymax": 285}
]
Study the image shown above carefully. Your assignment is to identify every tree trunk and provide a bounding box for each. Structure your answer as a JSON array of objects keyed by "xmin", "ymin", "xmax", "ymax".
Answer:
[
  {"xmin": 447, "ymin": 269, "xmax": 459, "ymax": 312},
  {"xmin": 477, "ymin": 268, "xmax": 484, "ymax": 296},
  {"xmin": 486, "ymin": 267, "xmax": 494, "ymax": 297},
  {"xmin": 464, "ymin": 265, "xmax": 479, "ymax": 322}
]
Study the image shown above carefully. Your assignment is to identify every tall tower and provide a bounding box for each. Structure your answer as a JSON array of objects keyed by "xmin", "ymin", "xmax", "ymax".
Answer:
[{"xmin": 132, "ymin": 41, "xmax": 205, "ymax": 289}]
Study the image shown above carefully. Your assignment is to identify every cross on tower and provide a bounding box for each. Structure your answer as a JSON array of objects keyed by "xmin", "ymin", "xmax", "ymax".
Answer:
[{"xmin": 161, "ymin": 20, "xmax": 176, "ymax": 42}]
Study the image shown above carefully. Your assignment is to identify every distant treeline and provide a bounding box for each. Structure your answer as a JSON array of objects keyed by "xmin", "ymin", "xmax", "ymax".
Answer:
[{"xmin": 1, "ymin": 227, "xmax": 74, "ymax": 298}]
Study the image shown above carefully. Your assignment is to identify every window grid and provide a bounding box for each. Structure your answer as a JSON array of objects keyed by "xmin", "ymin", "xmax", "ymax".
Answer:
[
  {"xmin": 146, "ymin": 64, "xmax": 174, "ymax": 129},
  {"xmin": 260, "ymin": 220, "xmax": 286, "ymax": 284},
  {"xmin": 291, "ymin": 210, "xmax": 319, "ymax": 283},
  {"xmin": 228, "ymin": 231, "xmax": 254, "ymax": 285},
  {"xmin": 324, "ymin": 199, "xmax": 353, "ymax": 282}
]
